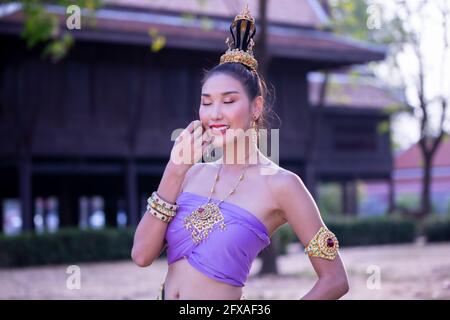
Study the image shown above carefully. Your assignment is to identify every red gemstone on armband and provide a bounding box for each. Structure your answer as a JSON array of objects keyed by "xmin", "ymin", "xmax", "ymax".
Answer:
[
  {"xmin": 326, "ymin": 238, "xmax": 334, "ymax": 247},
  {"xmin": 198, "ymin": 207, "xmax": 205, "ymax": 213}
]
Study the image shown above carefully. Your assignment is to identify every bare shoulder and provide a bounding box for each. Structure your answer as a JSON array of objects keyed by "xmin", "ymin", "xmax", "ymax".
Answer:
[
  {"xmin": 265, "ymin": 165, "xmax": 311, "ymax": 219},
  {"xmin": 249, "ymin": 158, "xmax": 304, "ymax": 193},
  {"xmin": 266, "ymin": 166, "xmax": 305, "ymax": 194}
]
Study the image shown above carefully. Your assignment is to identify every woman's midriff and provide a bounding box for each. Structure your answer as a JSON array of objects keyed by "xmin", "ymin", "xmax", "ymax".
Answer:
[{"xmin": 163, "ymin": 257, "xmax": 243, "ymax": 300}]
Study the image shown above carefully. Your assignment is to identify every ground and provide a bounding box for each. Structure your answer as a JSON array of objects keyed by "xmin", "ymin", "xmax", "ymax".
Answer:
[{"xmin": 1, "ymin": 241, "xmax": 449, "ymax": 300}]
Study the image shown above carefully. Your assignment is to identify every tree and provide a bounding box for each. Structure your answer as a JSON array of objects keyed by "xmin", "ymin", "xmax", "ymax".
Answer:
[
  {"xmin": 329, "ymin": 0, "xmax": 450, "ymax": 216},
  {"xmin": 14, "ymin": 0, "xmax": 191, "ymax": 61},
  {"xmin": 18, "ymin": 0, "xmax": 102, "ymax": 61},
  {"xmin": 372, "ymin": 0, "xmax": 450, "ymax": 216}
]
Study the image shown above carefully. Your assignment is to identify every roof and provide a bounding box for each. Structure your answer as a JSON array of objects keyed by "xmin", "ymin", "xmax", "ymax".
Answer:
[
  {"xmin": 0, "ymin": 2, "xmax": 386, "ymax": 67},
  {"xmin": 395, "ymin": 136, "xmax": 450, "ymax": 169},
  {"xmin": 308, "ymin": 71, "xmax": 406, "ymax": 110},
  {"xmin": 104, "ymin": 0, "xmax": 330, "ymax": 29}
]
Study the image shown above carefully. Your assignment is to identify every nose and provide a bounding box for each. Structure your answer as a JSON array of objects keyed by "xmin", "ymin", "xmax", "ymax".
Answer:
[{"xmin": 210, "ymin": 103, "xmax": 223, "ymax": 120}]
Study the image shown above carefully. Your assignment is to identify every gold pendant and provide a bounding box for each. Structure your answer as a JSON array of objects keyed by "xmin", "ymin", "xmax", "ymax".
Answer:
[{"xmin": 183, "ymin": 202, "xmax": 227, "ymax": 244}]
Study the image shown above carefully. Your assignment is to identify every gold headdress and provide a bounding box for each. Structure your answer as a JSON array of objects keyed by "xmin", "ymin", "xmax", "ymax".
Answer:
[{"xmin": 219, "ymin": 5, "xmax": 258, "ymax": 72}]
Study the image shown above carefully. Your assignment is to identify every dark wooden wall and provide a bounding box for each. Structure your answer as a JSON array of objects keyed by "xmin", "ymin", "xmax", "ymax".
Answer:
[
  {"xmin": 1, "ymin": 38, "xmax": 211, "ymax": 158},
  {"xmin": 317, "ymin": 107, "xmax": 392, "ymax": 181}
]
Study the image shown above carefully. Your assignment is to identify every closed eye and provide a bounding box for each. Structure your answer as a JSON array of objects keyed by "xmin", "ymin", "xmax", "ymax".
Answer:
[{"xmin": 201, "ymin": 101, "xmax": 234, "ymax": 105}]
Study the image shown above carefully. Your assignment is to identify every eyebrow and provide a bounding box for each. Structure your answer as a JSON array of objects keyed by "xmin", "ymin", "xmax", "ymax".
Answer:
[{"xmin": 201, "ymin": 91, "xmax": 240, "ymax": 97}]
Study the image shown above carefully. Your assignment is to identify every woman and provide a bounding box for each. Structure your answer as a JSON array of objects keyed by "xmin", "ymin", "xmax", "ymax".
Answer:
[{"xmin": 131, "ymin": 6, "xmax": 349, "ymax": 300}]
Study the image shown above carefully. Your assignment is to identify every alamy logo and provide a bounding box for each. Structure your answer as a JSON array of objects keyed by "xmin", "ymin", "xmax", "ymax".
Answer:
[
  {"xmin": 66, "ymin": 265, "xmax": 81, "ymax": 290},
  {"xmin": 66, "ymin": 5, "xmax": 81, "ymax": 30},
  {"xmin": 366, "ymin": 265, "xmax": 381, "ymax": 290}
]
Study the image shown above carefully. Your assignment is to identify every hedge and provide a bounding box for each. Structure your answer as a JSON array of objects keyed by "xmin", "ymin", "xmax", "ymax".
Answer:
[
  {"xmin": 422, "ymin": 215, "xmax": 450, "ymax": 242},
  {"xmin": 0, "ymin": 228, "xmax": 135, "ymax": 268},
  {"xmin": 277, "ymin": 215, "xmax": 418, "ymax": 254},
  {"xmin": 1, "ymin": 214, "xmax": 448, "ymax": 267}
]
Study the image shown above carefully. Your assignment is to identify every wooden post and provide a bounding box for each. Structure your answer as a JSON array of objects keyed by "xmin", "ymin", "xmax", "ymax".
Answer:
[
  {"xmin": 19, "ymin": 155, "xmax": 33, "ymax": 231},
  {"xmin": 59, "ymin": 182, "xmax": 70, "ymax": 228},
  {"xmin": 0, "ymin": 196, "xmax": 3, "ymax": 233},
  {"xmin": 349, "ymin": 180, "xmax": 358, "ymax": 216},
  {"xmin": 104, "ymin": 195, "xmax": 118, "ymax": 227},
  {"xmin": 342, "ymin": 180, "xmax": 358, "ymax": 216},
  {"xmin": 341, "ymin": 180, "xmax": 348, "ymax": 215},
  {"xmin": 388, "ymin": 173, "xmax": 396, "ymax": 214}
]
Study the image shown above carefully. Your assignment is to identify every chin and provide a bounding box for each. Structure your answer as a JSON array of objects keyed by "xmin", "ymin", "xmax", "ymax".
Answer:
[{"xmin": 209, "ymin": 127, "xmax": 248, "ymax": 150}]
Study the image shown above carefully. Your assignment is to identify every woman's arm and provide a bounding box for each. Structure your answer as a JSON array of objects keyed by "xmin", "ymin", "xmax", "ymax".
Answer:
[
  {"xmin": 131, "ymin": 120, "xmax": 210, "ymax": 267},
  {"xmin": 131, "ymin": 161, "xmax": 189, "ymax": 267},
  {"xmin": 272, "ymin": 171, "xmax": 350, "ymax": 299}
]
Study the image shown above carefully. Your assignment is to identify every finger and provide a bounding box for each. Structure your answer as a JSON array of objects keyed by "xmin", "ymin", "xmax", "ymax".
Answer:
[
  {"xmin": 196, "ymin": 130, "xmax": 209, "ymax": 145},
  {"xmin": 201, "ymin": 137, "xmax": 215, "ymax": 154},
  {"xmin": 200, "ymin": 131, "xmax": 211, "ymax": 146},
  {"xmin": 191, "ymin": 120, "xmax": 202, "ymax": 133},
  {"xmin": 175, "ymin": 130, "xmax": 190, "ymax": 145},
  {"xmin": 193, "ymin": 122, "xmax": 203, "ymax": 137},
  {"xmin": 191, "ymin": 127, "xmax": 204, "ymax": 146},
  {"xmin": 177, "ymin": 120, "xmax": 202, "ymax": 147},
  {"xmin": 185, "ymin": 120, "xmax": 200, "ymax": 136},
  {"xmin": 185, "ymin": 120, "xmax": 198, "ymax": 134},
  {"xmin": 201, "ymin": 138, "xmax": 214, "ymax": 156},
  {"xmin": 193, "ymin": 138, "xmax": 206, "ymax": 162},
  {"xmin": 193, "ymin": 136, "xmax": 203, "ymax": 150},
  {"xmin": 193, "ymin": 134, "xmax": 207, "ymax": 152},
  {"xmin": 201, "ymin": 127, "xmax": 212, "ymax": 140},
  {"xmin": 205, "ymin": 130, "xmax": 216, "ymax": 143}
]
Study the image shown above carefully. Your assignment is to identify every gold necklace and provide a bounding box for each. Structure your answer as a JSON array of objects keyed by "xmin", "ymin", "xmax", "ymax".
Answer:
[{"xmin": 183, "ymin": 163, "xmax": 250, "ymax": 244}]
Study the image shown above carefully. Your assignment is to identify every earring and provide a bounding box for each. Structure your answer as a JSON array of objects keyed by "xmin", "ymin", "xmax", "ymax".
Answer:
[{"xmin": 251, "ymin": 116, "xmax": 258, "ymax": 146}]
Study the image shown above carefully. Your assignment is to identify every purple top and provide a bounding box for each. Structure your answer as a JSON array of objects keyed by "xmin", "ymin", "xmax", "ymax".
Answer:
[{"xmin": 165, "ymin": 192, "xmax": 271, "ymax": 287}]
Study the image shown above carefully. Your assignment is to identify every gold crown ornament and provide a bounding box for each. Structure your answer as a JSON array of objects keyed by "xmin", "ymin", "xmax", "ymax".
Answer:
[{"xmin": 219, "ymin": 4, "xmax": 258, "ymax": 72}]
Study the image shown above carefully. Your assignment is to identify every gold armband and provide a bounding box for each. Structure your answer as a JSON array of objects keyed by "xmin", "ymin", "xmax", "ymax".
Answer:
[{"xmin": 304, "ymin": 227, "xmax": 339, "ymax": 261}]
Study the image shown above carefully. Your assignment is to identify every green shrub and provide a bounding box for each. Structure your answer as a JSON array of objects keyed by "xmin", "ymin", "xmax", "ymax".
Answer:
[
  {"xmin": 275, "ymin": 215, "xmax": 417, "ymax": 254},
  {"xmin": 326, "ymin": 215, "xmax": 416, "ymax": 246},
  {"xmin": 317, "ymin": 183, "xmax": 342, "ymax": 219},
  {"xmin": 0, "ymin": 228, "xmax": 135, "ymax": 268},
  {"xmin": 0, "ymin": 215, "xmax": 426, "ymax": 267},
  {"xmin": 423, "ymin": 215, "xmax": 450, "ymax": 242}
]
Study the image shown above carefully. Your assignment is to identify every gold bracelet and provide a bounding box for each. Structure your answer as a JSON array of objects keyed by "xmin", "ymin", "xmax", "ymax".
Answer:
[
  {"xmin": 147, "ymin": 207, "xmax": 173, "ymax": 223},
  {"xmin": 151, "ymin": 192, "xmax": 178, "ymax": 211},
  {"xmin": 147, "ymin": 199, "xmax": 176, "ymax": 217},
  {"xmin": 304, "ymin": 227, "xmax": 339, "ymax": 261}
]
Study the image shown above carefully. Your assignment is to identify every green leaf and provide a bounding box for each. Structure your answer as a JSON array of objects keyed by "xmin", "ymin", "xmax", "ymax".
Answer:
[
  {"xmin": 151, "ymin": 35, "xmax": 166, "ymax": 53},
  {"xmin": 377, "ymin": 120, "xmax": 390, "ymax": 135},
  {"xmin": 200, "ymin": 17, "xmax": 213, "ymax": 31}
]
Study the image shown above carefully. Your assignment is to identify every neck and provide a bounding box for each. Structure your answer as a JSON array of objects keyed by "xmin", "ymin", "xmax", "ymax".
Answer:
[{"xmin": 216, "ymin": 141, "xmax": 261, "ymax": 171}]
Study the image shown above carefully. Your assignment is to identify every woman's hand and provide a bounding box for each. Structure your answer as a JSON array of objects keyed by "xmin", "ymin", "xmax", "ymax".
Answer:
[{"xmin": 168, "ymin": 120, "xmax": 214, "ymax": 174}]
